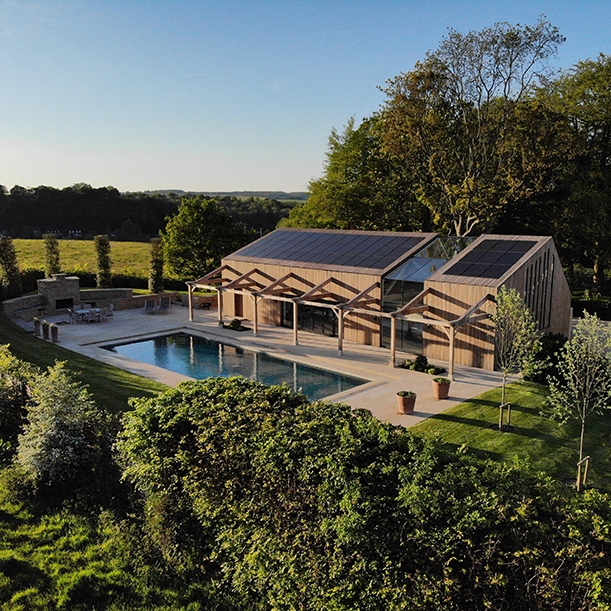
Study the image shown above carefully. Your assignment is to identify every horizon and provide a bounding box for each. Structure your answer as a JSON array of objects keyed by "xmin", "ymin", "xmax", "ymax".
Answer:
[{"xmin": 1, "ymin": 1, "xmax": 610, "ymax": 193}]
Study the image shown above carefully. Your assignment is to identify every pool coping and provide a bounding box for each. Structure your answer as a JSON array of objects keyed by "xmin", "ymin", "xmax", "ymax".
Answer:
[{"xmin": 15, "ymin": 306, "xmax": 508, "ymax": 428}]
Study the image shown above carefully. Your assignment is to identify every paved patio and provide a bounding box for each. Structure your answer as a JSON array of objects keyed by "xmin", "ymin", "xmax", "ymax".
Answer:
[{"xmin": 16, "ymin": 304, "xmax": 506, "ymax": 428}]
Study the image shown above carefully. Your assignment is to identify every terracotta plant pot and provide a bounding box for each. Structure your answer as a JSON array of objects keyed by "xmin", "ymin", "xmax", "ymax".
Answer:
[
  {"xmin": 42, "ymin": 322, "xmax": 49, "ymax": 340},
  {"xmin": 432, "ymin": 378, "xmax": 451, "ymax": 400},
  {"xmin": 50, "ymin": 325, "xmax": 59, "ymax": 343},
  {"xmin": 33, "ymin": 318, "xmax": 41, "ymax": 337},
  {"xmin": 397, "ymin": 393, "xmax": 416, "ymax": 414}
]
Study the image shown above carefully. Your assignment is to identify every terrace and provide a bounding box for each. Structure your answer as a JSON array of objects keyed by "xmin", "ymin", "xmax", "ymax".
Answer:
[{"xmin": 13, "ymin": 299, "xmax": 507, "ymax": 427}]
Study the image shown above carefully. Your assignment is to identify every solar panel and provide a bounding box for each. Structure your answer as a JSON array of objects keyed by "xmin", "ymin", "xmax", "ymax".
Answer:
[
  {"xmin": 443, "ymin": 239, "xmax": 537, "ymax": 279},
  {"xmin": 231, "ymin": 230, "xmax": 425, "ymax": 271}
]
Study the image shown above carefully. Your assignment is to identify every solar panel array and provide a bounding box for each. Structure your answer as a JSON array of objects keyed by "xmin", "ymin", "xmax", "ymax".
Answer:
[
  {"xmin": 232, "ymin": 230, "xmax": 426, "ymax": 271},
  {"xmin": 443, "ymin": 239, "xmax": 537, "ymax": 280}
]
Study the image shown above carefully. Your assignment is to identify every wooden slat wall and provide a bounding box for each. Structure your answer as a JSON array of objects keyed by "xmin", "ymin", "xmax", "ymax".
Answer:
[
  {"xmin": 424, "ymin": 238, "xmax": 572, "ymax": 371},
  {"xmin": 504, "ymin": 240, "xmax": 571, "ymax": 337},
  {"xmin": 423, "ymin": 282, "xmax": 497, "ymax": 370},
  {"xmin": 221, "ymin": 258, "xmax": 383, "ymax": 346}
]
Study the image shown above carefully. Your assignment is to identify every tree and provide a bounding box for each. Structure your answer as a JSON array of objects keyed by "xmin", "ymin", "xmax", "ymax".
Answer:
[
  {"xmin": 94, "ymin": 234, "xmax": 112, "ymax": 288},
  {"xmin": 381, "ymin": 18, "xmax": 565, "ymax": 235},
  {"xmin": 162, "ymin": 197, "xmax": 247, "ymax": 279},
  {"xmin": 0, "ymin": 236, "xmax": 22, "ymax": 299},
  {"xmin": 547, "ymin": 313, "xmax": 611, "ymax": 489},
  {"xmin": 286, "ymin": 116, "xmax": 428, "ymax": 231},
  {"xmin": 43, "ymin": 233, "xmax": 61, "ymax": 277},
  {"xmin": 492, "ymin": 286, "xmax": 540, "ymax": 430},
  {"xmin": 148, "ymin": 237, "xmax": 164, "ymax": 294},
  {"xmin": 538, "ymin": 54, "xmax": 611, "ymax": 289}
]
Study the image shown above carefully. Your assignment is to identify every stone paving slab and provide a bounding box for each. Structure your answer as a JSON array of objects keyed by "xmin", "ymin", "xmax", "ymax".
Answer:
[{"xmin": 15, "ymin": 305, "xmax": 507, "ymax": 428}]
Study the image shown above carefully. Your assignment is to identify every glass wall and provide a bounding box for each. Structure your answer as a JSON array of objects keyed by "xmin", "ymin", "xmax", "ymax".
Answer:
[{"xmin": 381, "ymin": 236, "xmax": 475, "ymax": 352}]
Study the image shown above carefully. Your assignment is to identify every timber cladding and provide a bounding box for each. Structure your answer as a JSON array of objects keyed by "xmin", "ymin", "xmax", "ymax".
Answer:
[
  {"xmin": 423, "ymin": 282, "xmax": 497, "ymax": 370},
  {"xmin": 220, "ymin": 258, "xmax": 383, "ymax": 346}
]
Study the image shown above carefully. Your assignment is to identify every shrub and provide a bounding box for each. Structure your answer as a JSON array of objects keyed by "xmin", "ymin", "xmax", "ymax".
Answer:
[
  {"xmin": 524, "ymin": 332, "xmax": 568, "ymax": 384},
  {"xmin": 148, "ymin": 237, "xmax": 164, "ymax": 294},
  {"xmin": 16, "ymin": 362, "xmax": 108, "ymax": 500},
  {"xmin": 0, "ymin": 345, "xmax": 36, "ymax": 459},
  {"xmin": 43, "ymin": 233, "xmax": 61, "ymax": 277},
  {"xmin": 94, "ymin": 234, "xmax": 112, "ymax": 289},
  {"xmin": 398, "ymin": 355, "xmax": 446, "ymax": 375}
]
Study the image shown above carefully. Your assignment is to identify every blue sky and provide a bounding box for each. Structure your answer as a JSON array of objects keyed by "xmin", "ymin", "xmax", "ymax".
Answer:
[{"xmin": 1, "ymin": 0, "xmax": 609, "ymax": 193}]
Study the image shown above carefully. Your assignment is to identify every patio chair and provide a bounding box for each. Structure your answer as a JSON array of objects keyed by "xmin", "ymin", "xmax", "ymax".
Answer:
[
  {"xmin": 67, "ymin": 308, "xmax": 77, "ymax": 324},
  {"xmin": 143, "ymin": 299, "xmax": 157, "ymax": 314},
  {"xmin": 156, "ymin": 296, "xmax": 172, "ymax": 314},
  {"xmin": 98, "ymin": 308, "xmax": 108, "ymax": 322},
  {"xmin": 86, "ymin": 310, "xmax": 99, "ymax": 323},
  {"xmin": 107, "ymin": 303, "xmax": 114, "ymax": 320}
]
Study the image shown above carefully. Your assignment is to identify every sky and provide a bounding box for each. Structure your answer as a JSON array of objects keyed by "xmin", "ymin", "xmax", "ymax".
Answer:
[{"xmin": 1, "ymin": 1, "xmax": 610, "ymax": 193}]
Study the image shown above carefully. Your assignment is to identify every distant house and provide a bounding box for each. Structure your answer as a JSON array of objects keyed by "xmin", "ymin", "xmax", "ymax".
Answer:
[{"xmin": 187, "ymin": 228, "xmax": 571, "ymax": 376}]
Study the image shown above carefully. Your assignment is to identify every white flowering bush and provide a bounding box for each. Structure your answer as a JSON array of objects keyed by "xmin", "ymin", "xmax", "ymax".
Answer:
[{"xmin": 17, "ymin": 361, "xmax": 104, "ymax": 490}]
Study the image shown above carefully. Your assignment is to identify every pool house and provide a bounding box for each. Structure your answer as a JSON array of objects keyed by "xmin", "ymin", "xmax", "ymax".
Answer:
[{"xmin": 187, "ymin": 228, "xmax": 571, "ymax": 377}]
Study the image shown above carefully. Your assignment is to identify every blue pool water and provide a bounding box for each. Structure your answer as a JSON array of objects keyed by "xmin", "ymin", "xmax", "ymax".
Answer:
[{"xmin": 106, "ymin": 332, "xmax": 367, "ymax": 401}]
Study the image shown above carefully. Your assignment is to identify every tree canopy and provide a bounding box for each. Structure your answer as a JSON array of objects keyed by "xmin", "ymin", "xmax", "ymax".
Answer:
[
  {"xmin": 162, "ymin": 197, "xmax": 249, "ymax": 278},
  {"xmin": 116, "ymin": 377, "xmax": 611, "ymax": 610},
  {"xmin": 380, "ymin": 18, "xmax": 565, "ymax": 235}
]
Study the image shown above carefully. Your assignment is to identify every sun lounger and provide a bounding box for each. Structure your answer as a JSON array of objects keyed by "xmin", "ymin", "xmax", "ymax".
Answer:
[
  {"xmin": 156, "ymin": 296, "xmax": 172, "ymax": 314},
  {"xmin": 143, "ymin": 299, "xmax": 157, "ymax": 314}
]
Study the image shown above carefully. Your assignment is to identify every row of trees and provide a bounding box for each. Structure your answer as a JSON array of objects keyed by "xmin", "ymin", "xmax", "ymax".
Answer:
[
  {"xmin": 285, "ymin": 19, "xmax": 611, "ymax": 288},
  {"xmin": 0, "ymin": 184, "xmax": 298, "ymax": 241}
]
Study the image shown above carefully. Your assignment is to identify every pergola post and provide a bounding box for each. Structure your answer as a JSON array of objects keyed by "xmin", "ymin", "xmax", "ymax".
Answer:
[
  {"xmin": 390, "ymin": 315, "xmax": 397, "ymax": 367},
  {"xmin": 448, "ymin": 326, "xmax": 456, "ymax": 381},
  {"xmin": 188, "ymin": 284, "xmax": 194, "ymax": 322},
  {"xmin": 217, "ymin": 290, "xmax": 224, "ymax": 327},
  {"xmin": 252, "ymin": 294, "xmax": 259, "ymax": 336},
  {"xmin": 337, "ymin": 308, "xmax": 344, "ymax": 355},
  {"xmin": 293, "ymin": 301, "xmax": 299, "ymax": 346}
]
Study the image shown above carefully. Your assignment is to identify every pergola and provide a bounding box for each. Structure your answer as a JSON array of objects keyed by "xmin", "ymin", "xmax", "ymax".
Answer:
[{"xmin": 187, "ymin": 266, "xmax": 494, "ymax": 380}]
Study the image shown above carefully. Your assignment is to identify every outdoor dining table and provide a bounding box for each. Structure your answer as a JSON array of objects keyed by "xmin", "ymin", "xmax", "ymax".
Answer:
[{"xmin": 75, "ymin": 308, "xmax": 101, "ymax": 323}]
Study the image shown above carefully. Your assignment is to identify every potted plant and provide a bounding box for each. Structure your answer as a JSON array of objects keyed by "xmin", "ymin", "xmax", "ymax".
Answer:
[
  {"xmin": 432, "ymin": 377, "xmax": 451, "ymax": 400},
  {"xmin": 33, "ymin": 317, "xmax": 41, "ymax": 337},
  {"xmin": 41, "ymin": 320, "xmax": 50, "ymax": 340},
  {"xmin": 397, "ymin": 390, "xmax": 416, "ymax": 414},
  {"xmin": 49, "ymin": 323, "xmax": 59, "ymax": 343}
]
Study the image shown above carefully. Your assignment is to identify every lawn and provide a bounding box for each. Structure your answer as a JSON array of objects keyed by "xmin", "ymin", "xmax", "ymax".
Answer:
[
  {"xmin": 411, "ymin": 379, "xmax": 611, "ymax": 492},
  {"xmin": 15, "ymin": 239, "xmax": 151, "ymax": 277},
  {"xmin": 0, "ymin": 316, "xmax": 165, "ymax": 414}
]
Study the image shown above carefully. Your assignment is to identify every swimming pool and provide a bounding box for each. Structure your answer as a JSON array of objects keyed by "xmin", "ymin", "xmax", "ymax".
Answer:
[{"xmin": 106, "ymin": 332, "xmax": 367, "ymax": 401}]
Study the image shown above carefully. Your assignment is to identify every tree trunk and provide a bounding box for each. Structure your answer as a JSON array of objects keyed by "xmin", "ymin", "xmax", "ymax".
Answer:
[{"xmin": 593, "ymin": 256, "xmax": 606, "ymax": 290}]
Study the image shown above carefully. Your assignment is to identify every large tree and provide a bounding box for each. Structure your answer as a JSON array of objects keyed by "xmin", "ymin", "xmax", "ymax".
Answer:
[
  {"xmin": 381, "ymin": 18, "xmax": 565, "ymax": 235},
  {"xmin": 162, "ymin": 197, "xmax": 247, "ymax": 279},
  {"xmin": 286, "ymin": 116, "xmax": 428, "ymax": 231},
  {"xmin": 538, "ymin": 54, "xmax": 611, "ymax": 289}
]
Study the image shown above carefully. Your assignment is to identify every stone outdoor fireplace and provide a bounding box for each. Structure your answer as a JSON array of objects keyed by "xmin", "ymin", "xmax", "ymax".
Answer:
[{"xmin": 37, "ymin": 274, "xmax": 81, "ymax": 315}]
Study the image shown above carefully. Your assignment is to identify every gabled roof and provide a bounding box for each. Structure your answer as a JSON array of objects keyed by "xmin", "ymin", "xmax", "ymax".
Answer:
[
  {"xmin": 427, "ymin": 235, "xmax": 552, "ymax": 287},
  {"xmin": 225, "ymin": 228, "xmax": 437, "ymax": 275}
]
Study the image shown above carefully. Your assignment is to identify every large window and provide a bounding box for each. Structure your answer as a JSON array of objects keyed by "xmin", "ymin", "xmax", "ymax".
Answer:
[{"xmin": 381, "ymin": 236, "xmax": 474, "ymax": 352}]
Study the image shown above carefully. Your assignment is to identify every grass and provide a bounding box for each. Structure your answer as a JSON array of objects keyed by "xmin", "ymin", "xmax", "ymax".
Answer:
[
  {"xmin": 411, "ymin": 379, "xmax": 611, "ymax": 492},
  {"xmin": 0, "ymin": 316, "xmax": 165, "ymax": 414},
  {"xmin": 15, "ymin": 239, "xmax": 151, "ymax": 277}
]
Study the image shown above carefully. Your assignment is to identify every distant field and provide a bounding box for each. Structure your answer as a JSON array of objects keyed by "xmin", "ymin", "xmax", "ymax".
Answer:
[{"xmin": 14, "ymin": 239, "xmax": 151, "ymax": 276}]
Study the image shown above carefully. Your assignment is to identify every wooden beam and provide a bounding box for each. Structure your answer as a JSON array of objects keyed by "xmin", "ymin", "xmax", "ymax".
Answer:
[
  {"xmin": 188, "ymin": 283, "xmax": 194, "ymax": 322},
  {"xmin": 452, "ymin": 293, "xmax": 494, "ymax": 327},
  {"xmin": 390, "ymin": 316, "xmax": 397, "ymax": 367},
  {"xmin": 342, "ymin": 282, "xmax": 380, "ymax": 308},
  {"xmin": 299, "ymin": 277, "xmax": 335, "ymax": 301},
  {"xmin": 394, "ymin": 288, "xmax": 430, "ymax": 316}
]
